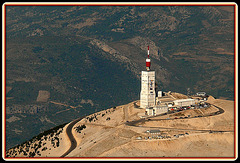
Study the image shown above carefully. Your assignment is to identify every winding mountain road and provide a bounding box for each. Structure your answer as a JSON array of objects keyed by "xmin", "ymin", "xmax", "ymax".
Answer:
[
  {"xmin": 60, "ymin": 117, "xmax": 83, "ymax": 157},
  {"xmin": 126, "ymin": 103, "xmax": 232, "ymax": 133},
  {"xmin": 60, "ymin": 103, "xmax": 229, "ymax": 157}
]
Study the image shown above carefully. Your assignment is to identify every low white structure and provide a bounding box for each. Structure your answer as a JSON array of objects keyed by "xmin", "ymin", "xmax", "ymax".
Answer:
[
  {"xmin": 158, "ymin": 91, "xmax": 162, "ymax": 97},
  {"xmin": 146, "ymin": 105, "xmax": 168, "ymax": 116},
  {"xmin": 173, "ymin": 98, "xmax": 197, "ymax": 107},
  {"xmin": 146, "ymin": 107, "xmax": 154, "ymax": 116},
  {"xmin": 196, "ymin": 92, "xmax": 206, "ymax": 96},
  {"xmin": 145, "ymin": 129, "xmax": 161, "ymax": 135},
  {"xmin": 154, "ymin": 105, "xmax": 168, "ymax": 115}
]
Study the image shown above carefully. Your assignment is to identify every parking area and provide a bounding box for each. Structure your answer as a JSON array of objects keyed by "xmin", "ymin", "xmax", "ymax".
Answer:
[
  {"xmin": 142, "ymin": 102, "xmax": 224, "ymax": 121},
  {"xmin": 135, "ymin": 132, "xmax": 190, "ymax": 141}
]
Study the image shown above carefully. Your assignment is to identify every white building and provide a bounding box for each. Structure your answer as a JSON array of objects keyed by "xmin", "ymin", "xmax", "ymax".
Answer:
[
  {"xmin": 140, "ymin": 71, "xmax": 156, "ymax": 108},
  {"xmin": 196, "ymin": 92, "xmax": 207, "ymax": 96},
  {"xmin": 139, "ymin": 46, "xmax": 200, "ymax": 117},
  {"xmin": 173, "ymin": 98, "xmax": 197, "ymax": 107},
  {"xmin": 146, "ymin": 105, "xmax": 168, "ymax": 116},
  {"xmin": 158, "ymin": 91, "xmax": 163, "ymax": 97}
]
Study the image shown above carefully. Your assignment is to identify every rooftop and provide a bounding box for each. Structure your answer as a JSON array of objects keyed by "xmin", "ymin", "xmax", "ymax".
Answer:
[
  {"xmin": 174, "ymin": 98, "xmax": 195, "ymax": 102},
  {"xmin": 145, "ymin": 129, "xmax": 161, "ymax": 133}
]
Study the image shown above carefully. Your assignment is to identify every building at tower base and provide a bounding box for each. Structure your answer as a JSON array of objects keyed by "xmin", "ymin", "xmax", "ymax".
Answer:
[{"xmin": 140, "ymin": 70, "xmax": 156, "ymax": 108}]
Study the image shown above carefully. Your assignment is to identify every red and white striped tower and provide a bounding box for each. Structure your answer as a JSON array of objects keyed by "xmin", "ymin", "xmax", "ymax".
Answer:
[
  {"xmin": 146, "ymin": 46, "xmax": 151, "ymax": 71},
  {"xmin": 140, "ymin": 46, "xmax": 156, "ymax": 109}
]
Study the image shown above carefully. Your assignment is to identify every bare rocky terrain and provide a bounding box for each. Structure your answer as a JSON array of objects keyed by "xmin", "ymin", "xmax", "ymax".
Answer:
[
  {"xmin": 6, "ymin": 94, "xmax": 236, "ymax": 159},
  {"xmin": 68, "ymin": 96, "xmax": 235, "ymax": 158}
]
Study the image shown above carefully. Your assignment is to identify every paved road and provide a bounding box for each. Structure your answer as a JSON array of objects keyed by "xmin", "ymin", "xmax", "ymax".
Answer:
[
  {"xmin": 60, "ymin": 103, "xmax": 228, "ymax": 157},
  {"xmin": 211, "ymin": 103, "xmax": 225, "ymax": 115},
  {"xmin": 126, "ymin": 103, "xmax": 232, "ymax": 133},
  {"xmin": 60, "ymin": 117, "xmax": 83, "ymax": 157}
]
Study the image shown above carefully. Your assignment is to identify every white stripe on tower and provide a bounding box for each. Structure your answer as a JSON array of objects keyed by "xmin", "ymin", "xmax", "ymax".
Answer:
[{"xmin": 148, "ymin": 45, "xmax": 150, "ymax": 58}]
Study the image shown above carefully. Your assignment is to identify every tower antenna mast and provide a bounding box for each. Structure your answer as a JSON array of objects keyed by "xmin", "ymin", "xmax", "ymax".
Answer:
[{"xmin": 146, "ymin": 46, "xmax": 151, "ymax": 71}]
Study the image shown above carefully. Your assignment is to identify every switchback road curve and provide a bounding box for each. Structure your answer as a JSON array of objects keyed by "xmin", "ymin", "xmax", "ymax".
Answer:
[{"xmin": 61, "ymin": 117, "xmax": 83, "ymax": 157}]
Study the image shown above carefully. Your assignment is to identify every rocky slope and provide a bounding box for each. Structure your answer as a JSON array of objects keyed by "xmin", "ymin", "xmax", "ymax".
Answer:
[{"xmin": 5, "ymin": 94, "xmax": 235, "ymax": 159}]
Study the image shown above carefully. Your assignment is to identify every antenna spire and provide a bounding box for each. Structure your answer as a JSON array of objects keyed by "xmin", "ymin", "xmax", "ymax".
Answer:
[
  {"xmin": 146, "ymin": 46, "xmax": 151, "ymax": 71},
  {"xmin": 148, "ymin": 45, "xmax": 150, "ymax": 58}
]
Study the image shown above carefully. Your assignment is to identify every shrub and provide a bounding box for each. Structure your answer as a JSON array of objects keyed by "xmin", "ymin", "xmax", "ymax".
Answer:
[
  {"xmin": 75, "ymin": 124, "xmax": 86, "ymax": 133},
  {"xmin": 42, "ymin": 147, "xmax": 47, "ymax": 151},
  {"xmin": 29, "ymin": 151, "xmax": 35, "ymax": 157}
]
